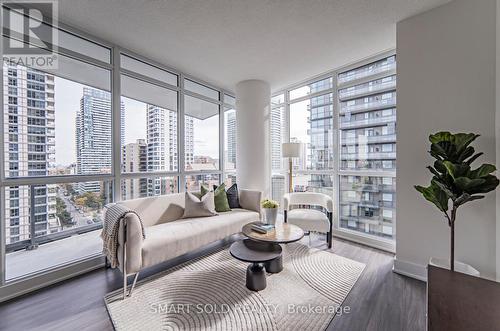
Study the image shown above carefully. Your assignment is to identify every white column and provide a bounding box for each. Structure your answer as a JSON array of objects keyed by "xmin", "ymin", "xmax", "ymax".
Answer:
[{"xmin": 236, "ymin": 80, "xmax": 271, "ymax": 197}]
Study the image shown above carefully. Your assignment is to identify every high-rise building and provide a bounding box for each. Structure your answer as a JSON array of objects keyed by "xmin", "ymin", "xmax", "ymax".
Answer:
[
  {"xmin": 337, "ymin": 55, "xmax": 397, "ymax": 239},
  {"xmin": 270, "ymin": 100, "xmax": 284, "ymax": 171},
  {"xmin": 3, "ymin": 65, "xmax": 57, "ymax": 244},
  {"xmin": 226, "ymin": 110, "xmax": 236, "ymax": 168},
  {"xmin": 184, "ymin": 114, "xmax": 194, "ymax": 169},
  {"xmin": 146, "ymin": 105, "xmax": 192, "ymax": 195},
  {"xmin": 75, "ymin": 87, "xmax": 124, "ymax": 193},
  {"xmin": 271, "ymin": 173, "xmax": 285, "ymax": 204},
  {"xmin": 121, "ymin": 139, "xmax": 147, "ymax": 200}
]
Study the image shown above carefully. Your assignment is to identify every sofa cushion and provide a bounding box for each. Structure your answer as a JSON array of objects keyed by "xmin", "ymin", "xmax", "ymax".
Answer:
[
  {"xmin": 225, "ymin": 183, "xmax": 241, "ymax": 209},
  {"xmin": 118, "ymin": 193, "xmax": 185, "ymax": 227},
  {"xmin": 212, "ymin": 183, "xmax": 231, "ymax": 212},
  {"xmin": 141, "ymin": 209, "xmax": 259, "ymax": 268},
  {"xmin": 182, "ymin": 191, "xmax": 217, "ymax": 218}
]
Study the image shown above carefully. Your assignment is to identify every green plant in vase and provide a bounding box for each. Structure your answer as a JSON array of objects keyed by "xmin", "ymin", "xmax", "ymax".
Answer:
[
  {"xmin": 414, "ymin": 132, "xmax": 499, "ymax": 271},
  {"xmin": 261, "ymin": 199, "xmax": 279, "ymax": 225}
]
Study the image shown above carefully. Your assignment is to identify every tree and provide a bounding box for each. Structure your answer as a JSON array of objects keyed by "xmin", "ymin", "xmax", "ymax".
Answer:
[
  {"xmin": 414, "ymin": 132, "xmax": 499, "ymax": 271},
  {"xmin": 55, "ymin": 197, "xmax": 72, "ymax": 226}
]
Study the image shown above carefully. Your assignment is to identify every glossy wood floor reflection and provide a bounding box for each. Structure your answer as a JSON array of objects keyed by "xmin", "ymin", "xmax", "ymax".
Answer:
[{"xmin": 0, "ymin": 235, "xmax": 426, "ymax": 331}]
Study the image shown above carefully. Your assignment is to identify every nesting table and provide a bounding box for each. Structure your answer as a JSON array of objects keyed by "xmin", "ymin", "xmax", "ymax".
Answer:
[{"xmin": 230, "ymin": 222, "xmax": 304, "ymax": 291}]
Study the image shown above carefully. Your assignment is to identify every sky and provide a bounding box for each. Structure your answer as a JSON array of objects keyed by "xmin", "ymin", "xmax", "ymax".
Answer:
[{"xmin": 53, "ymin": 77, "xmax": 220, "ymax": 167}]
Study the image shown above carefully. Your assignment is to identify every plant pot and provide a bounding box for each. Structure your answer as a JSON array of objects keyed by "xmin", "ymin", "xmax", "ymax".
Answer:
[
  {"xmin": 263, "ymin": 208, "xmax": 278, "ymax": 225},
  {"xmin": 429, "ymin": 257, "xmax": 480, "ymax": 277}
]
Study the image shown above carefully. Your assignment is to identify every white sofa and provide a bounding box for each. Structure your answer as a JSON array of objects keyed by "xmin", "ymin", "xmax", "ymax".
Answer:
[{"xmin": 104, "ymin": 189, "xmax": 262, "ymax": 298}]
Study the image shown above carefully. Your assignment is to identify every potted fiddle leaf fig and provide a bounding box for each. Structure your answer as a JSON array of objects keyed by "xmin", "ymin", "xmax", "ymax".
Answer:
[
  {"xmin": 415, "ymin": 132, "xmax": 499, "ymax": 273},
  {"xmin": 261, "ymin": 199, "xmax": 279, "ymax": 225}
]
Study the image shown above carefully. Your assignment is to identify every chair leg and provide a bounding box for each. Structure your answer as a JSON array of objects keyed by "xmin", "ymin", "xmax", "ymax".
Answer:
[
  {"xmin": 128, "ymin": 272, "xmax": 140, "ymax": 297},
  {"xmin": 327, "ymin": 232, "xmax": 332, "ymax": 249},
  {"xmin": 123, "ymin": 272, "xmax": 128, "ymax": 300}
]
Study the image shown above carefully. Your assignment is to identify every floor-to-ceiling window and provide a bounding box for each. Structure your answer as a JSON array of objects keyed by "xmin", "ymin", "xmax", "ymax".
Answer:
[
  {"xmin": 289, "ymin": 77, "xmax": 335, "ymax": 196},
  {"xmin": 337, "ymin": 55, "xmax": 396, "ymax": 241},
  {"xmin": 270, "ymin": 93, "xmax": 286, "ymax": 206},
  {"xmin": 0, "ymin": 5, "xmax": 235, "ymax": 296},
  {"xmin": 120, "ymin": 55, "xmax": 180, "ymax": 200},
  {"xmin": 271, "ymin": 52, "xmax": 396, "ymax": 250},
  {"xmin": 223, "ymin": 94, "xmax": 237, "ymax": 186}
]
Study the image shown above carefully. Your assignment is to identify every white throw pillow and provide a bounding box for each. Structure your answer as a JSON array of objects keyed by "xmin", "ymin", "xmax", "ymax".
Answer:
[{"xmin": 182, "ymin": 191, "xmax": 217, "ymax": 218}]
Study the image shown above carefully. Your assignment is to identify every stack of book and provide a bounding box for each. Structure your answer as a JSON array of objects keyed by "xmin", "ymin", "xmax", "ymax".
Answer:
[{"xmin": 251, "ymin": 223, "xmax": 275, "ymax": 234}]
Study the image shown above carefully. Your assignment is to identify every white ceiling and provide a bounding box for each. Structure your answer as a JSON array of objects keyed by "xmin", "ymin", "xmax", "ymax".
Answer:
[{"xmin": 57, "ymin": 0, "xmax": 449, "ymax": 93}]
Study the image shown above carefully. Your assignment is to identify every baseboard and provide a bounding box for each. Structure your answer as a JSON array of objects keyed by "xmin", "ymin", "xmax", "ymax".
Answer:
[{"xmin": 393, "ymin": 257, "xmax": 427, "ymax": 282}]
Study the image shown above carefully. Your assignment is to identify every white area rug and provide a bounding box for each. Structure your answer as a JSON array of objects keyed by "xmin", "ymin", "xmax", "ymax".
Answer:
[{"xmin": 105, "ymin": 242, "xmax": 365, "ymax": 331}]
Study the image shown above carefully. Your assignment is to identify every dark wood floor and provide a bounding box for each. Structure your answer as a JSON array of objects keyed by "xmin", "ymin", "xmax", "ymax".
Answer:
[{"xmin": 0, "ymin": 236, "xmax": 426, "ymax": 331}]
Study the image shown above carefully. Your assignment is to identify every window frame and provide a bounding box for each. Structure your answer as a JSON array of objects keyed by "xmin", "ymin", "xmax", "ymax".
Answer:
[
  {"xmin": 0, "ymin": 5, "xmax": 236, "ymax": 295},
  {"xmin": 271, "ymin": 50, "xmax": 396, "ymax": 253}
]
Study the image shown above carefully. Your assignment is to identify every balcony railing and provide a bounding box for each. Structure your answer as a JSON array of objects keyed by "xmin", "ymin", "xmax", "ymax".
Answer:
[
  {"xmin": 338, "ymin": 79, "xmax": 396, "ymax": 100},
  {"xmin": 339, "ymin": 115, "xmax": 396, "ymax": 129},
  {"xmin": 341, "ymin": 133, "xmax": 396, "ymax": 145},
  {"xmin": 338, "ymin": 61, "xmax": 396, "ymax": 85},
  {"xmin": 340, "ymin": 98, "xmax": 396, "ymax": 113},
  {"xmin": 340, "ymin": 151, "xmax": 396, "ymax": 160}
]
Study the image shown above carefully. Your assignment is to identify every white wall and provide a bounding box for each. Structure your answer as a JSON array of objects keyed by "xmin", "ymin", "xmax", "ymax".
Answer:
[{"xmin": 395, "ymin": 0, "xmax": 498, "ymax": 280}]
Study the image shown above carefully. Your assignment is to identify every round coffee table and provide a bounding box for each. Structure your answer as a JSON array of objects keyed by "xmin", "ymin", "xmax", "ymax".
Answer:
[
  {"xmin": 230, "ymin": 222, "xmax": 304, "ymax": 291},
  {"xmin": 229, "ymin": 239, "xmax": 282, "ymax": 291}
]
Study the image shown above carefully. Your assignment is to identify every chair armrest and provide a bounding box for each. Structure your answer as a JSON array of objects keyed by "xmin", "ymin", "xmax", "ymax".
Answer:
[
  {"xmin": 325, "ymin": 196, "xmax": 334, "ymax": 213},
  {"xmin": 103, "ymin": 205, "xmax": 144, "ymax": 274},
  {"xmin": 283, "ymin": 193, "xmax": 291, "ymax": 211},
  {"xmin": 239, "ymin": 189, "xmax": 262, "ymax": 214}
]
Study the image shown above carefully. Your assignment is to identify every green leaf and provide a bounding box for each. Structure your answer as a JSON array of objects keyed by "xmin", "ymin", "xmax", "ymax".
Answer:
[
  {"xmin": 443, "ymin": 161, "xmax": 470, "ymax": 179},
  {"xmin": 429, "ymin": 132, "xmax": 452, "ymax": 144},
  {"xmin": 431, "ymin": 179, "xmax": 455, "ymax": 198},
  {"xmin": 454, "ymin": 193, "xmax": 471, "ymax": 206},
  {"xmin": 454, "ymin": 193, "xmax": 485, "ymax": 207},
  {"xmin": 470, "ymin": 175, "xmax": 500, "ymax": 193},
  {"xmin": 454, "ymin": 177, "xmax": 486, "ymax": 191},
  {"xmin": 430, "ymin": 143, "xmax": 447, "ymax": 159},
  {"xmin": 434, "ymin": 160, "xmax": 447, "ymax": 174},
  {"xmin": 465, "ymin": 152, "xmax": 483, "ymax": 165},
  {"xmin": 427, "ymin": 166, "xmax": 441, "ymax": 177},
  {"xmin": 415, "ymin": 183, "xmax": 449, "ymax": 212},
  {"xmin": 470, "ymin": 164, "xmax": 496, "ymax": 178},
  {"xmin": 457, "ymin": 146, "xmax": 474, "ymax": 163},
  {"xmin": 452, "ymin": 133, "xmax": 480, "ymax": 154}
]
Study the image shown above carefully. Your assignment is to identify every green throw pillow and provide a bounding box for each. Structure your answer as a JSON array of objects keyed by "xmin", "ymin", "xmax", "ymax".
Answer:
[{"xmin": 198, "ymin": 184, "xmax": 231, "ymax": 212}]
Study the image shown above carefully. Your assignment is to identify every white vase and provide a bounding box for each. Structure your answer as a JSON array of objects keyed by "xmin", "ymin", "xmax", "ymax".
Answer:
[
  {"xmin": 429, "ymin": 257, "xmax": 480, "ymax": 277},
  {"xmin": 263, "ymin": 208, "xmax": 278, "ymax": 225}
]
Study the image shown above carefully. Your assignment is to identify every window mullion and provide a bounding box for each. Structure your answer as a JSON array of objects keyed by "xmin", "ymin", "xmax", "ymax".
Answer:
[{"xmin": 112, "ymin": 47, "xmax": 122, "ymax": 201}]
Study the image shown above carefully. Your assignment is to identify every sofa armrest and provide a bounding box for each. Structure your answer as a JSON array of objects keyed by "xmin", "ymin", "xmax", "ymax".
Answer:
[
  {"xmin": 239, "ymin": 189, "xmax": 262, "ymax": 214},
  {"xmin": 103, "ymin": 205, "xmax": 144, "ymax": 274}
]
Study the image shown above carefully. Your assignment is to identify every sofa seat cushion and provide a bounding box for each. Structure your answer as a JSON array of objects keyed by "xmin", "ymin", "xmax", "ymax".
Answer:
[
  {"xmin": 287, "ymin": 209, "xmax": 330, "ymax": 233},
  {"xmin": 141, "ymin": 209, "xmax": 259, "ymax": 268}
]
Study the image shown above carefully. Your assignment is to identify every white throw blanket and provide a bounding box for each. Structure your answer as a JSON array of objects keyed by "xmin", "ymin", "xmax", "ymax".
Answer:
[{"xmin": 101, "ymin": 203, "xmax": 145, "ymax": 268}]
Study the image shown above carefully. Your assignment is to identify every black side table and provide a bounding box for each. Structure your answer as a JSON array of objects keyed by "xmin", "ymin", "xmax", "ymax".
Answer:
[{"xmin": 229, "ymin": 239, "xmax": 282, "ymax": 291}]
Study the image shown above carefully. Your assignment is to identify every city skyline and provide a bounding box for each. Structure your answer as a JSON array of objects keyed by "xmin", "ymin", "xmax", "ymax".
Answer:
[{"xmin": 52, "ymin": 78, "xmax": 221, "ymax": 169}]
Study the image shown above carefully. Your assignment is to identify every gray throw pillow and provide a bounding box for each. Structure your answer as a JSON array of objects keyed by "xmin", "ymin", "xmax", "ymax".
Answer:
[{"xmin": 182, "ymin": 191, "xmax": 217, "ymax": 218}]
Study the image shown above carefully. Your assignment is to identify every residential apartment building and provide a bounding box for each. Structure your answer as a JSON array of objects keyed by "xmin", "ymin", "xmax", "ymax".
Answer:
[
  {"xmin": 3, "ymin": 65, "xmax": 57, "ymax": 244},
  {"xmin": 121, "ymin": 139, "xmax": 148, "ymax": 200},
  {"xmin": 146, "ymin": 105, "xmax": 193, "ymax": 195},
  {"xmin": 75, "ymin": 88, "xmax": 124, "ymax": 193},
  {"xmin": 226, "ymin": 110, "xmax": 236, "ymax": 168},
  {"xmin": 338, "ymin": 55, "xmax": 397, "ymax": 239}
]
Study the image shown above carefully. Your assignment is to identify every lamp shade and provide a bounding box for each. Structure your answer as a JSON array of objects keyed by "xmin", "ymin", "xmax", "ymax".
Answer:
[{"xmin": 282, "ymin": 142, "xmax": 302, "ymax": 158}]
